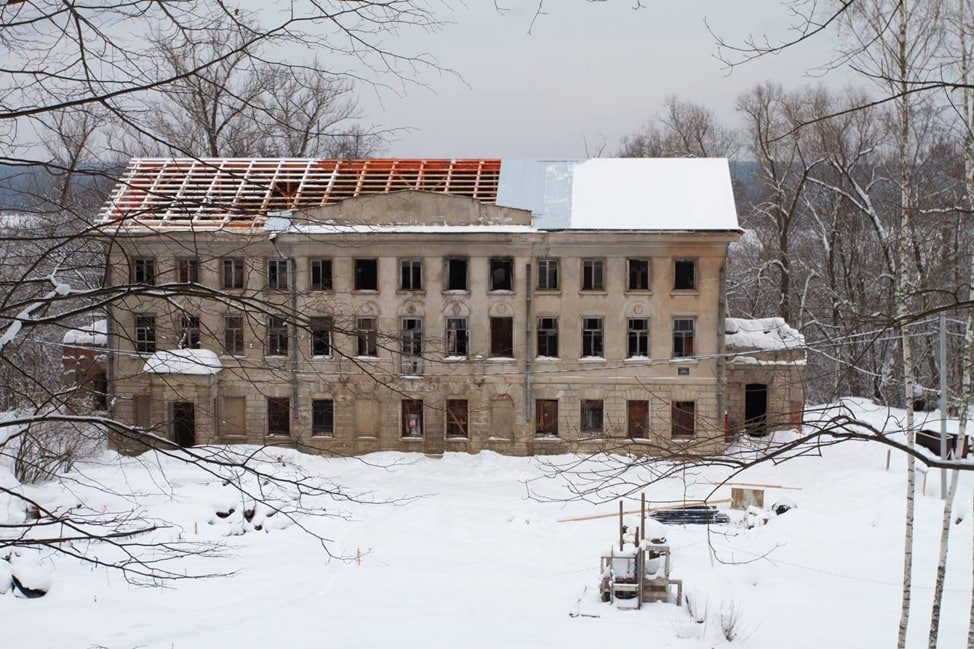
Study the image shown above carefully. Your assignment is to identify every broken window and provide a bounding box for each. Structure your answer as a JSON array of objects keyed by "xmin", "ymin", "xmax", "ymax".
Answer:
[
  {"xmin": 581, "ymin": 259, "xmax": 604, "ymax": 291},
  {"xmin": 222, "ymin": 257, "xmax": 244, "ymax": 289},
  {"xmin": 489, "ymin": 257, "xmax": 514, "ymax": 291},
  {"xmin": 356, "ymin": 317, "xmax": 378, "ymax": 357},
  {"xmin": 267, "ymin": 259, "xmax": 289, "ymax": 290},
  {"xmin": 401, "ymin": 399, "xmax": 423, "ymax": 438},
  {"xmin": 312, "ymin": 399, "xmax": 334, "ymax": 437},
  {"xmin": 267, "ymin": 397, "xmax": 290, "ymax": 436},
  {"xmin": 627, "ymin": 318, "xmax": 649, "ymax": 357},
  {"xmin": 179, "ymin": 314, "xmax": 200, "ymax": 349},
  {"xmin": 132, "ymin": 258, "xmax": 155, "ymax": 285},
  {"xmin": 628, "ymin": 258, "xmax": 650, "ymax": 291},
  {"xmin": 673, "ymin": 318, "xmax": 695, "ymax": 358},
  {"xmin": 581, "ymin": 317, "xmax": 604, "ymax": 357},
  {"xmin": 354, "ymin": 258, "xmax": 378, "ymax": 291},
  {"xmin": 671, "ymin": 401, "xmax": 695, "ymax": 439},
  {"xmin": 401, "ymin": 317, "xmax": 423, "ymax": 374},
  {"xmin": 223, "ymin": 315, "xmax": 244, "ymax": 355},
  {"xmin": 580, "ymin": 399, "xmax": 604, "ymax": 434},
  {"xmin": 446, "ymin": 317, "xmax": 468, "ymax": 357},
  {"xmin": 176, "ymin": 258, "xmax": 198, "ymax": 284},
  {"xmin": 446, "ymin": 399, "xmax": 469, "ymax": 438},
  {"xmin": 536, "ymin": 316, "xmax": 559, "ymax": 357},
  {"xmin": 267, "ymin": 316, "xmax": 288, "ymax": 356},
  {"xmin": 537, "ymin": 258, "xmax": 559, "ymax": 291},
  {"xmin": 400, "ymin": 259, "xmax": 422, "ymax": 291},
  {"xmin": 310, "ymin": 316, "xmax": 333, "ymax": 357},
  {"xmin": 627, "ymin": 400, "xmax": 649, "ymax": 439},
  {"xmin": 135, "ymin": 315, "xmax": 155, "ymax": 353},
  {"xmin": 445, "ymin": 257, "xmax": 468, "ymax": 291},
  {"xmin": 674, "ymin": 259, "xmax": 696, "ymax": 290},
  {"xmin": 490, "ymin": 316, "xmax": 514, "ymax": 358},
  {"xmin": 310, "ymin": 259, "xmax": 332, "ymax": 290},
  {"xmin": 535, "ymin": 399, "xmax": 559, "ymax": 437}
]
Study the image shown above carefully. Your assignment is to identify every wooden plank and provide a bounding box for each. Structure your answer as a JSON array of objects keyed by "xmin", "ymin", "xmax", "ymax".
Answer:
[
  {"xmin": 557, "ymin": 499, "xmax": 731, "ymax": 523},
  {"xmin": 704, "ymin": 481, "xmax": 802, "ymax": 491}
]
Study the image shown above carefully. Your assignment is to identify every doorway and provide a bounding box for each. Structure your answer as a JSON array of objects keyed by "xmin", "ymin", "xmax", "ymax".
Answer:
[
  {"xmin": 744, "ymin": 384, "xmax": 768, "ymax": 436},
  {"xmin": 171, "ymin": 401, "xmax": 196, "ymax": 447}
]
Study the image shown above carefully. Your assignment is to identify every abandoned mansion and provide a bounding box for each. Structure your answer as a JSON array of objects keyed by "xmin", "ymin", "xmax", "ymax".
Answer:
[{"xmin": 91, "ymin": 157, "xmax": 805, "ymax": 456}]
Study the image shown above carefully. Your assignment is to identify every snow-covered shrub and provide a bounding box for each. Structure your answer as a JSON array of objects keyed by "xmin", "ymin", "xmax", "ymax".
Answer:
[
  {"xmin": 12, "ymin": 417, "xmax": 103, "ymax": 484},
  {"xmin": 720, "ymin": 600, "xmax": 746, "ymax": 642},
  {"xmin": 684, "ymin": 589, "xmax": 708, "ymax": 625}
]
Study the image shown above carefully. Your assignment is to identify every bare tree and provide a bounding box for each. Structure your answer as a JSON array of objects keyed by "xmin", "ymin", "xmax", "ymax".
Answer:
[{"xmin": 0, "ymin": 0, "xmax": 440, "ymax": 584}]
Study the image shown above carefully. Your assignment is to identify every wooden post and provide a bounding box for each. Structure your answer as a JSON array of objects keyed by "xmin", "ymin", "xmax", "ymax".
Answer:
[
  {"xmin": 640, "ymin": 493, "xmax": 646, "ymax": 541},
  {"xmin": 618, "ymin": 500, "xmax": 624, "ymax": 550}
]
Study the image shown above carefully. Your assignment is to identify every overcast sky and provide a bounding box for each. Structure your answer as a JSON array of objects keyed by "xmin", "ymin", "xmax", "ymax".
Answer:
[{"xmin": 355, "ymin": 1, "xmax": 848, "ymax": 159}]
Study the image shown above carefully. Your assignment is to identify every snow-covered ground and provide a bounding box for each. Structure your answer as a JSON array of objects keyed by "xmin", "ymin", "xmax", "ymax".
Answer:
[{"xmin": 2, "ymin": 399, "xmax": 973, "ymax": 648}]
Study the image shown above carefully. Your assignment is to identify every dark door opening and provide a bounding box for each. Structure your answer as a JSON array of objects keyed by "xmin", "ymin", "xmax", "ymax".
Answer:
[
  {"xmin": 744, "ymin": 384, "xmax": 768, "ymax": 436},
  {"xmin": 171, "ymin": 401, "xmax": 196, "ymax": 447}
]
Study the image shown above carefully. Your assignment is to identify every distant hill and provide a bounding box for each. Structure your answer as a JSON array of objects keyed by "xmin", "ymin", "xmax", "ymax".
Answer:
[{"xmin": 0, "ymin": 163, "xmax": 121, "ymax": 212}]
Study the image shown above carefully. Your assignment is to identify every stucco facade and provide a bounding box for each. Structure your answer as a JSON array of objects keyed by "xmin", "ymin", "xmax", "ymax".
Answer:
[{"xmin": 98, "ymin": 157, "xmax": 803, "ymax": 457}]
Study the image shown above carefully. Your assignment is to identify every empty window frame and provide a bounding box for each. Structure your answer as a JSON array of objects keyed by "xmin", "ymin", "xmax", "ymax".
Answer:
[
  {"xmin": 267, "ymin": 259, "xmax": 289, "ymax": 289},
  {"xmin": 490, "ymin": 316, "xmax": 514, "ymax": 358},
  {"xmin": 580, "ymin": 399, "xmax": 604, "ymax": 434},
  {"xmin": 581, "ymin": 259, "xmax": 604, "ymax": 291},
  {"xmin": 135, "ymin": 315, "xmax": 156, "ymax": 353},
  {"xmin": 356, "ymin": 317, "xmax": 378, "ymax": 357},
  {"xmin": 267, "ymin": 397, "xmax": 290, "ymax": 436},
  {"xmin": 222, "ymin": 257, "xmax": 244, "ymax": 289},
  {"xmin": 179, "ymin": 314, "xmax": 201, "ymax": 349},
  {"xmin": 627, "ymin": 318, "xmax": 649, "ymax": 357},
  {"xmin": 446, "ymin": 399, "xmax": 469, "ymax": 438},
  {"xmin": 354, "ymin": 258, "xmax": 378, "ymax": 291},
  {"xmin": 132, "ymin": 258, "xmax": 155, "ymax": 285},
  {"xmin": 401, "ymin": 318, "xmax": 423, "ymax": 374},
  {"xmin": 310, "ymin": 259, "xmax": 332, "ymax": 291},
  {"xmin": 581, "ymin": 317, "xmax": 604, "ymax": 357},
  {"xmin": 445, "ymin": 257, "xmax": 468, "ymax": 291},
  {"xmin": 310, "ymin": 316, "xmax": 333, "ymax": 357},
  {"xmin": 537, "ymin": 258, "xmax": 559, "ymax": 291},
  {"xmin": 671, "ymin": 401, "xmax": 695, "ymax": 439},
  {"xmin": 536, "ymin": 316, "xmax": 559, "ymax": 357},
  {"xmin": 402, "ymin": 399, "xmax": 423, "ymax": 438},
  {"xmin": 628, "ymin": 258, "xmax": 650, "ymax": 291},
  {"xmin": 267, "ymin": 316, "xmax": 289, "ymax": 356},
  {"xmin": 489, "ymin": 257, "xmax": 514, "ymax": 291},
  {"xmin": 535, "ymin": 399, "xmax": 559, "ymax": 437},
  {"xmin": 673, "ymin": 318, "xmax": 695, "ymax": 358},
  {"xmin": 627, "ymin": 400, "xmax": 649, "ymax": 439},
  {"xmin": 223, "ymin": 315, "xmax": 244, "ymax": 355},
  {"xmin": 674, "ymin": 259, "xmax": 696, "ymax": 290},
  {"xmin": 176, "ymin": 258, "xmax": 199, "ymax": 284},
  {"xmin": 311, "ymin": 399, "xmax": 334, "ymax": 437},
  {"xmin": 446, "ymin": 317, "xmax": 468, "ymax": 357},
  {"xmin": 399, "ymin": 259, "xmax": 422, "ymax": 291}
]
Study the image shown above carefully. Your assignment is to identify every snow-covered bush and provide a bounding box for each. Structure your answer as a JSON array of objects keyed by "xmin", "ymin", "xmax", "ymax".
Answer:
[{"xmin": 12, "ymin": 417, "xmax": 103, "ymax": 484}]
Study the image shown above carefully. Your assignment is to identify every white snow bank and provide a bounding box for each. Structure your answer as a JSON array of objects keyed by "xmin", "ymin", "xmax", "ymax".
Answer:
[
  {"xmin": 726, "ymin": 317, "xmax": 804, "ymax": 351},
  {"xmin": 143, "ymin": 349, "xmax": 222, "ymax": 375},
  {"xmin": 62, "ymin": 319, "xmax": 107, "ymax": 346}
]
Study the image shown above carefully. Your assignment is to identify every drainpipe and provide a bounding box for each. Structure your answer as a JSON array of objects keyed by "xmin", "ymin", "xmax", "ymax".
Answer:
[
  {"xmin": 270, "ymin": 224, "xmax": 299, "ymax": 437},
  {"xmin": 525, "ymin": 262, "xmax": 533, "ymax": 424},
  {"xmin": 289, "ymin": 255, "xmax": 299, "ymax": 435},
  {"xmin": 104, "ymin": 241, "xmax": 116, "ymax": 421},
  {"xmin": 717, "ymin": 264, "xmax": 727, "ymax": 441}
]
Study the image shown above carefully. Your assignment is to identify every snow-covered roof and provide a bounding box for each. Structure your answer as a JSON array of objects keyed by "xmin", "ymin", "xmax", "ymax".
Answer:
[
  {"xmin": 62, "ymin": 319, "xmax": 107, "ymax": 347},
  {"xmin": 496, "ymin": 158, "xmax": 739, "ymax": 231},
  {"xmin": 143, "ymin": 349, "xmax": 222, "ymax": 375},
  {"xmin": 98, "ymin": 157, "xmax": 740, "ymax": 233},
  {"xmin": 725, "ymin": 317, "xmax": 804, "ymax": 351}
]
